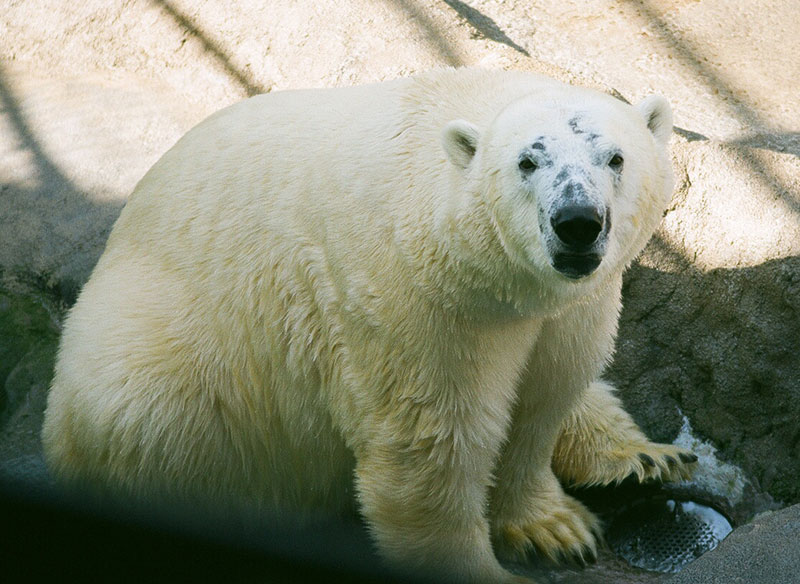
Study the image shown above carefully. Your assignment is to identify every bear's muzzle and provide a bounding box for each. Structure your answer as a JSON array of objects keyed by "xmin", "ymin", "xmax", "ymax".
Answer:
[{"xmin": 549, "ymin": 204, "xmax": 609, "ymax": 279}]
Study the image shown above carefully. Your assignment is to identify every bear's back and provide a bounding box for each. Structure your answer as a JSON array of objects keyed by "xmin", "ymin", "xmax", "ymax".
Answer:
[
  {"xmin": 101, "ymin": 69, "xmax": 561, "ymax": 286},
  {"xmin": 117, "ymin": 69, "xmax": 560, "ymax": 232}
]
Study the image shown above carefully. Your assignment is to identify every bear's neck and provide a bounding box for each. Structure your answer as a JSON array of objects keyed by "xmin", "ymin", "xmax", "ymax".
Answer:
[{"xmin": 399, "ymin": 183, "xmax": 557, "ymax": 321}]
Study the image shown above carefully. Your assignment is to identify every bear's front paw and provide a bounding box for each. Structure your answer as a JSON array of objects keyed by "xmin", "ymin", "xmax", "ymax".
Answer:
[
  {"xmin": 630, "ymin": 442, "xmax": 698, "ymax": 483},
  {"xmin": 552, "ymin": 381, "xmax": 699, "ymax": 488},
  {"xmin": 555, "ymin": 439, "xmax": 698, "ymax": 488},
  {"xmin": 494, "ymin": 490, "xmax": 602, "ymax": 566}
]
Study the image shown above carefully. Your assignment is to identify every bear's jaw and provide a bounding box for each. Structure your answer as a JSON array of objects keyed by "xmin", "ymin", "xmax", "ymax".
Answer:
[{"xmin": 551, "ymin": 251, "xmax": 603, "ymax": 279}]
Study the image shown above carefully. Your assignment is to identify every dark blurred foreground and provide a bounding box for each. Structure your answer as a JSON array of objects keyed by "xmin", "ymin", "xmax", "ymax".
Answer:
[{"xmin": 0, "ymin": 471, "xmax": 444, "ymax": 584}]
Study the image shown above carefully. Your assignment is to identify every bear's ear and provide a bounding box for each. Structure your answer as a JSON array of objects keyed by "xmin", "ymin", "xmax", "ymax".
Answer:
[
  {"xmin": 636, "ymin": 95, "xmax": 673, "ymax": 146},
  {"xmin": 442, "ymin": 119, "xmax": 481, "ymax": 169}
]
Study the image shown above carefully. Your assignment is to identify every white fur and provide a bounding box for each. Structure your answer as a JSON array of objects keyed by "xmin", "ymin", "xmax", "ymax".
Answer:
[{"xmin": 43, "ymin": 69, "xmax": 685, "ymax": 583}]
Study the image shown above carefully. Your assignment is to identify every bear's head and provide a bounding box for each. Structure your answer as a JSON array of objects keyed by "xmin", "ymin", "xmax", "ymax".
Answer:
[{"xmin": 442, "ymin": 88, "xmax": 673, "ymax": 293}]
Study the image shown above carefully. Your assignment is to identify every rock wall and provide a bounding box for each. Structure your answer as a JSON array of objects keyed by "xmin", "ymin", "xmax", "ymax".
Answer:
[{"xmin": 609, "ymin": 137, "xmax": 800, "ymax": 504}]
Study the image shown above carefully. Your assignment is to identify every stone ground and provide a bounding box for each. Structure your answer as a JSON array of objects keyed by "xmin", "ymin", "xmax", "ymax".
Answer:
[{"xmin": 1, "ymin": 1, "xmax": 799, "ymax": 582}]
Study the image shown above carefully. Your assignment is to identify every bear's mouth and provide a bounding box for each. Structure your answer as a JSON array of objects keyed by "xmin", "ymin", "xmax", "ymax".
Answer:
[{"xmin": 552, "ymin": 252, "xmax": 602, "ymax": 279}]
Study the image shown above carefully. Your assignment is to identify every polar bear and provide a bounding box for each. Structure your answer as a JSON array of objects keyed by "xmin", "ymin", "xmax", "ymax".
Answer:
[{"xmin": 43, "ymin": 68, "xmax": 696, "ymax": 583}]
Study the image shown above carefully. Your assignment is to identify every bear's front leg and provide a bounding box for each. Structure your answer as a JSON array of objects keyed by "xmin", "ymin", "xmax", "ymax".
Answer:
[
  {"xmin": 344, "ymin": 308, "xmax": 543, "ymax": 582},
  {"xmin": 347, "ymin": 336, "xmax": 540, "ymax": 582},
  {"xmin": 489, "ymin": 299, "xmax": 617, "ymax": 566},
  {"xmin": 490, "ymin": 407, "xmax": 603, "ymax": 566},
  {"xmin": 552, "ymin": 380, "xmax": 697, "ymax": 487},
  {"xmin": 355, "ymin": 436, "xmax": 526, "ymax": 583}
]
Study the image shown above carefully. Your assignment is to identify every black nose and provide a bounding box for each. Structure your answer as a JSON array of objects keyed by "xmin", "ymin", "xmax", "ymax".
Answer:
[{"xmin": 551, "ymin": 205, "xmax": 604, "ymax": 249}]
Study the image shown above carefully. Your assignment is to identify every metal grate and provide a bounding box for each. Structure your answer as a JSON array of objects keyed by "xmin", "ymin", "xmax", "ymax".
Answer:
[{"xmin": 607, "ymin": 498, "xmax": 733, "ymax": 573}]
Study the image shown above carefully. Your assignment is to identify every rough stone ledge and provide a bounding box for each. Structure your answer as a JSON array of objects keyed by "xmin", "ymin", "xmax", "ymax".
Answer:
[{"xmin": 666, "ymin": 504, "xmax": 800, "ymax": 584}]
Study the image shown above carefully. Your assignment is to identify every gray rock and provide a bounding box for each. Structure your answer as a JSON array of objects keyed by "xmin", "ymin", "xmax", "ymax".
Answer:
[
  {"xmin": 0, "ymin": 286, "xmax": 61, "ymax": 468},
  {"xmin": 0, "ymin": 287, "xmax": 59, "ymax": 423},
  {"xmin": 666, "ymin": 504, "xmax": 800, "ymax": 584},
  {"xmin": 0, "ymin": 454, "xmax": 52, "ymax": 490}
]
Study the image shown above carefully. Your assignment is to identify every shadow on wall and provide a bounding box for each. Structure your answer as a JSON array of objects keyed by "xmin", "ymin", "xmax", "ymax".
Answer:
[
  {"xmin": 151, "ymin": 0, "xmax": 270, "ymax": 96},
  {"xmin": 382, "ymin": 0, "xmax": 530, "ymax": 66},
  {"xmin": 440, "ymin": 0, "xmax": 530, "ymax": 56},
  {"xmin": 607, "ymin": 234, "xmax": 800, "ymax": 504},
  {"xmin": 0, "ymin": 64, "xmax": 123, "ymax": 304},
  {"xmin": 622, "ymin": 0, "xmax": 800, "ymax": 210}
]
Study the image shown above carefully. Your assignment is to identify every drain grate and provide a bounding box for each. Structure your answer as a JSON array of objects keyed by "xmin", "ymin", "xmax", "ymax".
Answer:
[{"xmin": 607, "ymin": 498, "xmax": 733, "ymax": 573}]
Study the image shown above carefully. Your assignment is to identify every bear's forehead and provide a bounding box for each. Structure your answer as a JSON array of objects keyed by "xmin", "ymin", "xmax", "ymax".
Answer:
[
  {"xmin": 536, "ymin": 112, "xmax": 611, "ymax": 143},
  {"xmin": 566, "ymin": 114, "xmax": 602, "ymax": 145},
  {"xmin": 497, "ymin": 93, "xmax": 632, "ymax": 148}
]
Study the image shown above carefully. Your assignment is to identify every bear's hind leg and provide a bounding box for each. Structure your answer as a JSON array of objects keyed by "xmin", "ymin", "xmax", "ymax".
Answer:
[{"xmin": 552, "ymin": 380, "xmax": 697, "ymax": 487}]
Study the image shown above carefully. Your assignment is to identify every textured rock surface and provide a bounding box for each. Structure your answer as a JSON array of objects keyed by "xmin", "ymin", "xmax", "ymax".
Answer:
[
  {"xmin": 1, "ymin": 0, "xmax": 799, "ymax": 582},
  {"xmin": 665, "ymin": 504, "xmax": 800, "ymax": 584},
  {"xmin": 608, "ymin": 137, "xmax": 800, "ymax": 504},
  {"xmin": 0, "ymin": 285, "xmax": 60, "ymax": 489},
  {"xmin": 0, "ymin": 288, "xmax": 59, "ymax": 428}
]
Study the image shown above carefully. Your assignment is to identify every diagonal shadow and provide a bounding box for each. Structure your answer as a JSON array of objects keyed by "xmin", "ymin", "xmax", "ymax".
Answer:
[
  {"xmin": 0, "ymin": 67, "xmax": 69, "ymax": 198},
  {"xmin": 624, "ymin": 0, "xmax": 800, "ymax": 218},
  {"xmin": 150, "ymin": 0, "xmax": 270, "ymax": 96},
  {"xmin": 384, "ymin": 0, "xmax": 531, "ymax": 67},
  {"xmin": 728, "ymin": 132, "xmax": 800, "ymax": 155},
  {"xmin": 0, "ymin": 64, "xmax": 122, "ymax": 304},
  {"xmin": 441, "ymin": 0, "xmax": 529, "ymax": 56},
  {"xmin": 384, "ymin": 0, "xmax": 464, "ymax": 66}
]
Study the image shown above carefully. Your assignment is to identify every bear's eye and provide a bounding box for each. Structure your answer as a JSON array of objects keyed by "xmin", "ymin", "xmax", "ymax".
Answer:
[
  {"xmin": 608, "ymin": 153, "xmax": 624, "ymax": 170},
  {"xmin": 518, "ymin": 157, "xmax": 538, "ymax": 173}
]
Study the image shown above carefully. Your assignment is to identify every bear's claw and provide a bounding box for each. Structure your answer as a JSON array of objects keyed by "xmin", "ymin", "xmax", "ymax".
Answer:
[
  {"xmin": 551, "ymin": 381, "xmax": 699, "ymax": 488},
  {"xmin": 494, "ymin": 487, "xmax": 602, "ymax": 567},
  {"xmin": 623, "ymin": 443, "xmax": 697, "ymax": 485},
  {"xmin": 556, "ymin": 439, "xmax": 698, "ymax": 488},
  {"xmin": 638, "ymin": 452, "xmax": 656, "ymax": 468}
]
